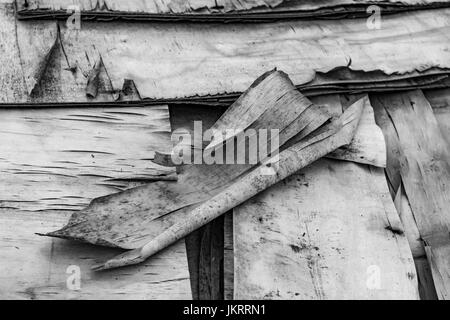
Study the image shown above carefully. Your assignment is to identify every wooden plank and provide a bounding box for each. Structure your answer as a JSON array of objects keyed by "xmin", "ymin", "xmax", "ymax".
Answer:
[
  {"xmin": 0, "ymin": 208, "xmax": 191, "ymax": 299},
  {"xmin": 0, "ymin": 105, "xmax": 174, "ymax": 211},
  {"xmin": 371, "ymin": 90, "xmax": 450, "ymax": 299},
  {"xmin": 233, "ymin": 158, "xmax": 418, "ymax": 299}
]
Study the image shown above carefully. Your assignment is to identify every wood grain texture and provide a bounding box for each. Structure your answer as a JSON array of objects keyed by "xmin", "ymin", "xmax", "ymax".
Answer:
[
  {"xmin": 3, "ymin": 1, "xmax": 450, "ymax": 104},
  {"xmin": 58, "ymin": 9, "xmax": 450, "ymax": 100},
  {"xmin": 0, "ymin": 209, "xmax": 191, "ymax": 299},
  {"xmin": 0, "ymin": 105, "xmax": 174, "ymax": 211},
  {"xmin": 5, "ymin": 7, "xmax": 447, "ymax": 104},
  {"xmin": 372, "ymin": 90, "xmax": 450, "ymax": 299},
  {"xmin": 233, "ymin": 159, "xmax": 418, "ymax": 299}
]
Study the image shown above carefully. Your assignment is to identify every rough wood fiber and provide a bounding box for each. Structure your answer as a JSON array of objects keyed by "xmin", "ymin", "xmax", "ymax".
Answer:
[
  {"xmin": 3, "ymin": 1, "xmax": 450, "ymax": 104},
  {"xmin": 371, "ymin": 90, "xmax": 450, "ymax": 299},
  {"xmin": 0, "ymin": 209, "xmax": 191, "ymax": 299},
  {"xmin": 57, "ymin": 10, "xmax": 450, "ymax": 100},
  {"xmin": 233, "ymin": 158, "xmax": 418, "ymax": 299},
  {"xmin": 5, "ymin": 7, "xmax": 448, "ymax": 104},
  {"xmin": 0, "ymin": 105, "xmax": 174, "ymax": 211}
]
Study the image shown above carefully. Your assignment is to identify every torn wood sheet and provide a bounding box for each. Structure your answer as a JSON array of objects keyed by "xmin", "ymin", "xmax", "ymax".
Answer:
[
  {"xmin": 4, "ymin": 4, "xmax": 450, "ymax": 103},
  {"xmin": 0, "ymin": 209, "xmax": 191, "ymax": 299},
  {"xmin": 371, "ymin": 90, "xmax": 450, "ymax": 299},
  {"xmin": 43, "ymin": 70, "xmax": 385, "ymax": 274},
  {"xmin": 16, "ymin": 0, "xmax": 450, "ymax": 21},
  {"xmin": 52, "ymin": 9, "xmax": 450, "ymax": 100},
  {"xmin": 93, "ymin": 96, "xmax": 367, "ymax": 270},
  {"xmin": 0, "ymin": 105, "xmax": 174, "ymax": 211},
  {"xmin": 44, "ymin": 70, "xmax": 331, "ymax": 249}
]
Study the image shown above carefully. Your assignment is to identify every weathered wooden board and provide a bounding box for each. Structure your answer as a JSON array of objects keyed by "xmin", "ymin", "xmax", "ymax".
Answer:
[
  {"xmin": 55, "ymin": 9, "xmax": 450, "ymax": 100},
  {"xmin": 4, "ymin": 2, "xmax": 449, "ymax": 103},
  {"xmin": 0, "ymin": 209, "xmax": 191, "ymax": 300},
  {"xmin": 371, "ymin": 90, "xmax": 450, "ymax": 299},
  {"xmin": 0, "ymin": 105, "xmax": 174, "ymax": 211},
  {"xmin": 233, "ymin": 159, "xmax": 418, "ymax": 299}
]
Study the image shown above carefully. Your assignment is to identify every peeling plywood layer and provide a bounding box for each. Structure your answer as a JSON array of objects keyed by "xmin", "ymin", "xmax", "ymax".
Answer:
[
  {"xmin": 2, "ymin": 4, "xmax": 450, "ymax": 103},
  {"xmin": 51, "ymin": 9, "xmax": 450, "ymax": 100},
  {"xmin": 16, "ymin": 0, "xmax": 450, "ymax": 21},
  {"xmin": 0, "ymin": 105, "xmax": 174, "ymax": 211},
  {"xmin": 233, "ymin": 159, "xmax": 419, "ymax": 299},
  {"xmin": 0, "ymin": 209, "xmax": 191, "ymax": 300}
]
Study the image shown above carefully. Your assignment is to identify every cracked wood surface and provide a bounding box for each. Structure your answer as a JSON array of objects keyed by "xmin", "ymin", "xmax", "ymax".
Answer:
[
  {"xmin": 0, "ymin": 105, "xmax": 174, "ymax": 211},
  {"xmin": 3, "ymin": 1, "xmax": 450, "ymax": 103},
  {"xmin": 0, "ymin": 209, "xmax": 191, "ymax": 299},
  {"xmin": 233, "ymin": 158, "xmax": 419, "ymax": 299},
  {"xmin": 54, "ymin": 8, "xmax": 450, "ymax": 100}
]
